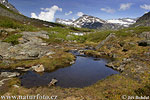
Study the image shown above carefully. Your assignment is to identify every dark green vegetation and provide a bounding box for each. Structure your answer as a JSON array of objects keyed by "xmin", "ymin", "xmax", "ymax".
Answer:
[{"xmin": 3, "ymin": 34, "xmax": 22, "ymax": 45}]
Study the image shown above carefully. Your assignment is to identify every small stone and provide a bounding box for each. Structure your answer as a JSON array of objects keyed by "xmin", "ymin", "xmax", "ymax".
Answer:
[
  {"xmin": 70, "ymin": 60, "xmax": 75, "ymax": 64},
  {"xmin": 34, "ymin": 64, "xmax": 45, "ymax": 73},
  {"xmin": 41, "ymin": 43, "xmax": 47, "ymax": 46},
  {"xmin": 46, "ymin": 52, "xmax": 55, "ymax": 56},
  {"xmin": 13, "ymin": 85, "xmax": 19, "ymax": 88},
  {"xmin": 16, "ymin": 67, "xmax": 25, "ymax": 70},
  {"xmin": 48, "ymin": 78, "xmax": 58, "ymax": 87}
]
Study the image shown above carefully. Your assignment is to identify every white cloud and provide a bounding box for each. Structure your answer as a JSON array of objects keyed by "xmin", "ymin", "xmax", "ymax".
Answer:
[
  {"xmin": 31, "ymin": 5, "xmax": 62, "ymax": 22},
  {"xmin": 65, "ymin": 11, "xmax": 72, "ymax": 16},
  {"xmin": 77, "ymin": 12, "xmax": 84, "ymax": 17},
  {"xmin": 100, "ymin": 7, "xmax": 115, "ymax": 13},
  {"xmin": 140, "ymin": 4, "xmax": 150, "ymax": 10},
  {"xmin": 119, "ymin": 3, "xmax": 132, "ymax": 11}
]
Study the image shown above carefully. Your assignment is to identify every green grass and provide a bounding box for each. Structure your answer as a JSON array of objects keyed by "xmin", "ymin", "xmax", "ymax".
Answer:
[
  {"xmin": 3, "ymin": 34, "xmax": 22, "ymax": 45},
  {"xmin": 0, "ymin": 16, "xmax": 38, "ymax": 31},
  {"xmin": 83, "ymin": 26, "xmax": 150, "ymax": 43}
]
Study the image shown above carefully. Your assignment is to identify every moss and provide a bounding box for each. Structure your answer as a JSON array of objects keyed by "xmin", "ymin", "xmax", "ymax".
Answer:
[
  {"xmin": 3, "ymin": 34, "xmax": 22, "ymax": 45},
  {"xmin": 1, "ymin": 50, "xmax": 75, "ymax": 71},
  {"xmin": 0, "ymin": 16, "xmax": 38, "ymax": 31}
]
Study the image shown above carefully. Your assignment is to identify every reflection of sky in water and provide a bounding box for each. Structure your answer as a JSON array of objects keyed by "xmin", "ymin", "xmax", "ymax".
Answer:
[{"xmin": 21, "ymin": 56, "xmax": 119, "ymax": 88}]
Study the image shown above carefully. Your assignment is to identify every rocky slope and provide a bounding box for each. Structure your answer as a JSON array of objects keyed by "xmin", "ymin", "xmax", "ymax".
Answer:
[
  {"xmin": 56, "ymin": 15, "xmax": 123, "ymax": 29},
  {"xmin": 133, "ymin": 11, "xmax": 150, "ymax": 27}
]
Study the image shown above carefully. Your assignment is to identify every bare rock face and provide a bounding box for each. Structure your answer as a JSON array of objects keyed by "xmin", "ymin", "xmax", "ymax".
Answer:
[
  {"xmin": 0, "ymin": 31, "xmax": 52, "ymax": 60},
  {"xmin": 96, "ymin": 33, "xmax": 116, "ymax": 49},
  {"xmin": 0, "ymin": 0, "xmax": 20, "ymax": 13},
  {"xmin": 138, "ymin": 32, "xmax": 150, "ymax": 40}
]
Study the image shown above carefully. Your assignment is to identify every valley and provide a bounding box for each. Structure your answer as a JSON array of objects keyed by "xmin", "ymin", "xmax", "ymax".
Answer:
[{"xmin": 0, "ymin": 0, "xmax": 150, "ymax": 100}]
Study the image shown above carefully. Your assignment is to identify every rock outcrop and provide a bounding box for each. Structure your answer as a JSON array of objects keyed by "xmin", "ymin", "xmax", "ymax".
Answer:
[{"xmin": 0, "ymin": 31, "xmax": 53, "ymax": 60}]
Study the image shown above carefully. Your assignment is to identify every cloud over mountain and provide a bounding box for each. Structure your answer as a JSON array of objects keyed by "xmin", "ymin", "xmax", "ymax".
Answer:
[
  {"xmin": 31, "ymin": 5, "xmax": 62, "ymax": 22},
  {"xmin": 119, "ymin": 3, "xmax": 132, "ymax": 11},
  {"xmin": 100, "ymin": 7, "xmax": 115, "ymax": 13},
  {"xmin": 77, "ymin": 12, "xmax": 84, "ymax": 17},
  {"xmin": 65, "ymin": 11, "xmax": 72, "ymax": 16},
  {"xmin": 140, "ymin": 4, "xmax": 150, "ymax": 10}
]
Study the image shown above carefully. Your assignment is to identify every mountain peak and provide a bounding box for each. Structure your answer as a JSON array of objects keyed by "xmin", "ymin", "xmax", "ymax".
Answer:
[{"xmin": 56, "ymin": 14, "xmax": 108, "ymax": 29}]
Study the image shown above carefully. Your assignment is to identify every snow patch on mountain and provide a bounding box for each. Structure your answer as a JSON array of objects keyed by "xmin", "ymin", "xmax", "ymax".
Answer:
[
  {"xmin": 56, "ymin": 15, "xmax": 107, "ymax": 28},
  {"xmin": 0, "ymin": 0, "xmax": 20, "ymax": 13},
  {"xmin": 107, "ymin": 18, "xmax": 136, "ymax": 27}
]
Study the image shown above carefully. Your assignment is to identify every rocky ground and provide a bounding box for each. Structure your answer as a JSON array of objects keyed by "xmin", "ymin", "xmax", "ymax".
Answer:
[{"xmin": 0, "ymin": 28, "xmax": 150, "ymax": 100}]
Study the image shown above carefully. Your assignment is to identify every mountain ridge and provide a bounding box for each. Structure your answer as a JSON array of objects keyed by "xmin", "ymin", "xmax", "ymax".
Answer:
[
  {"xmin": 56, "ymin": 15, "xmax": 137, "ymax": 29},
  {"xmin": 133, "ymin": 11, "xmax": 150, "ymax": 27}
]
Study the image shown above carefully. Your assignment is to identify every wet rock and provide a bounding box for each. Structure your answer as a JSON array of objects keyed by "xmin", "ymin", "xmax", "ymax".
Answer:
[
  {"xmin": 70, "ymin": 60, "xmax": 75, "ymax": 64},
  {"xmin": 0, "ymin": 55, "xmax": 3, "ymax": 60},
  {"xmin": 0, "ymin": 72, "xmax": 20, "ymax": 78},
  {"xmin": 32, "ymin": 64, "xmax": 45, "ymax": 73},
  {"xmin": 106, "ymin": 62, "xmax": 115, "ymax": 68},
  {"xmin": 48, "ymin": 78, "xmax": 58, "ymax": 87},
  {"xmin": 138, "ymin": 40, "xmax": 150, "ymax": 46}
]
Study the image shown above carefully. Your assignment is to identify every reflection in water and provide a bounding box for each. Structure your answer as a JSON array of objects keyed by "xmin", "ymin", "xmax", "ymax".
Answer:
[{"xmin": 21, "ymin": 54, "xmax": 119, "ymax": 88}]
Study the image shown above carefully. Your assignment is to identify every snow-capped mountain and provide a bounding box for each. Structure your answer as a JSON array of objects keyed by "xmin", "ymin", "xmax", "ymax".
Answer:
[
  {"xmin": 56, "ymin": 15, "xmax": 107, "ymax": 28},
  {"xmin": 73, "ymin": 15, "xmax": 107, "ymax": 28},
  {"xmin": 0, "ymin": 0, "xmax": 19, "ymax": 13},
  {"xmin": 56, "ymin": 15, "xmax": 121, "ymax": 29},
  {"xmin": 56, "ymin": 15, "xmax": 136, "ymax": 29},
  {"xmin": 107, "ymin": 18, "xmax": 137, "ymax": 27},
  {"xmin": 55, "ymin": 18, "xmax": 75, "ymax": 27}
]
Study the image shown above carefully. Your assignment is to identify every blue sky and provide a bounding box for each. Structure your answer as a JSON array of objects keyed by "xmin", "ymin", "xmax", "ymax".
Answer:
[{"xmin": 9, "ymin": 0, "xmax": 150, "ymax": 22}]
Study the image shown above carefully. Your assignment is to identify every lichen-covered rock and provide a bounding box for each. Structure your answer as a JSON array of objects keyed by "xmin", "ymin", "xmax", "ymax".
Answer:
[{"xmin": 0, "ymin": 72, "xmax": 20, "ymax": 78}]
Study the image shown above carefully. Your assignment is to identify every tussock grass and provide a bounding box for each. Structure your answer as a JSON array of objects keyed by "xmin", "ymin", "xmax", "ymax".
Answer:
[{"xmin": 3, "ymin": 34, "xmax": 22, "ymax": 45}]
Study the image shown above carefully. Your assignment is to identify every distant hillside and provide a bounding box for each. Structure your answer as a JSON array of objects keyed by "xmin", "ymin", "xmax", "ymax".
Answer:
[
  {"xmin": 0, "ymin": 0, "xmax": 19, "ymax": 13},
  {"xmin": 133, "ymin": 12, "xmax": 150, "ymax": 27},
  {"xmin": 0, "ymin": 0, "xmax": 65, "ymax": 28}
]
